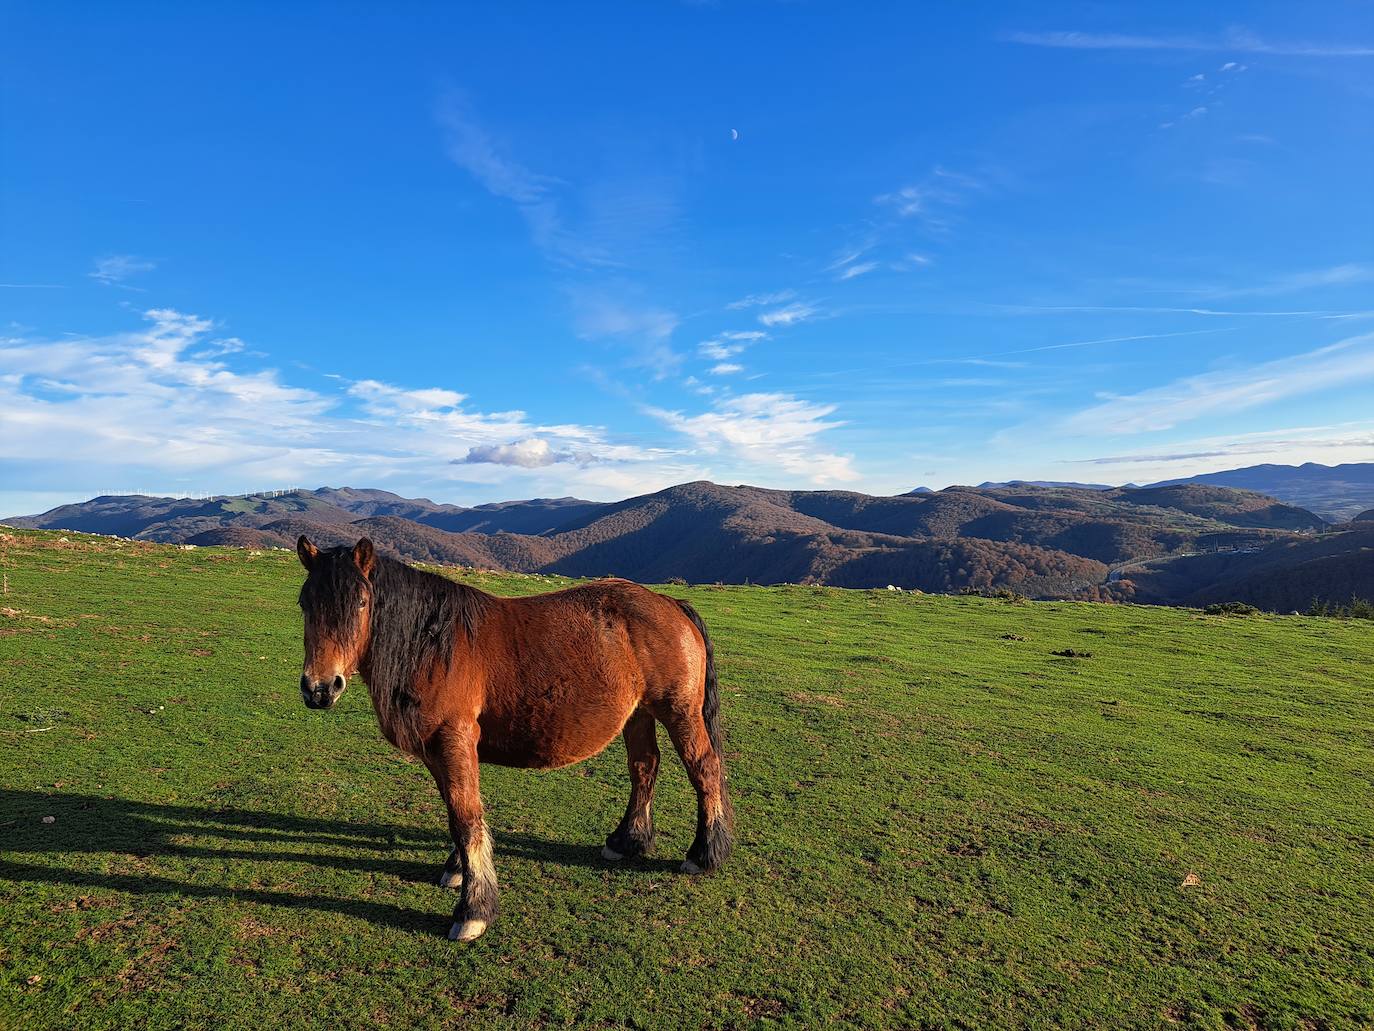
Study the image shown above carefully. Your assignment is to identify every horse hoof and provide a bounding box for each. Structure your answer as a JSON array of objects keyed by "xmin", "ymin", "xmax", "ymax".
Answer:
[
  {"xmin": 601, "ymin": 845, "xmax": 624, "ymax": 861},
  {"xmin": 448, "ymin": 919, "xmax": 488, "ymax": 942},
  {"xmin": 438, "ymin": 868, "xmax": 464, "ymax": 888},
  {"xmin": 680, "ymin": 859, "xmax": 704, "ymax": 874}
]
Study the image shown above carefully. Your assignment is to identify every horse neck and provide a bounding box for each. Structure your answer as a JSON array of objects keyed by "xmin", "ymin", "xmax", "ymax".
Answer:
[{"xmin": 357, "ymin": 562, "xmax": 486, "ymax": 700}]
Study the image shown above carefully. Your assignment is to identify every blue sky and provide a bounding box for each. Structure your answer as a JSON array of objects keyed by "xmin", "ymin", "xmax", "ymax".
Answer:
[{"xmin": 3, "ymin": 3, "xmax": 1373, "ymax": 515}]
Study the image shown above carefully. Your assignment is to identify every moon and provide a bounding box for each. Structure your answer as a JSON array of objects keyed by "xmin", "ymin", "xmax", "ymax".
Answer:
[{"xmin": 730, "ymin": 128, "xmax": 739, "ymax": 141}]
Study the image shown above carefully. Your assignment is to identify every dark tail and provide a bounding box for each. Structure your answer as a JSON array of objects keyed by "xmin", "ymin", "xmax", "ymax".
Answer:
[
  {"xmin": 677, "ymin": 600, "xmax": 724, "ymax": 757},
  {"xmin": 676, "ymin": 599, "xmax": 734, "ymax": 871}
]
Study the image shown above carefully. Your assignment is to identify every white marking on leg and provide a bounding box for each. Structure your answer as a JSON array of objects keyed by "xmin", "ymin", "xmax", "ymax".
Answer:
[
  {"xmin": 449, "ymin": 919, "xmax": 488, "ymax": 942},
  {"xmin": 468, "ymin": 820, "xmax": 496, "ymax": 885}
]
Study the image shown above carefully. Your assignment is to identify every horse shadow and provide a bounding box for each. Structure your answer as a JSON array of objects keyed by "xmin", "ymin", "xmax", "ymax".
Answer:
[{"xmin": 0, "ymin": 789, "xmax": 679, "ymax": 936}]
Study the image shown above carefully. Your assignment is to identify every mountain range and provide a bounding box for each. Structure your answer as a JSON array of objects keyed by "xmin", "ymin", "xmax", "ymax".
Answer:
[
  {"xmin": 7, "ymin": 467, "xmax": 1371, "ymax": 612},
  {"xmin": 1148, "ymin": 461, "xmax": 1374, "ymax": 522}
]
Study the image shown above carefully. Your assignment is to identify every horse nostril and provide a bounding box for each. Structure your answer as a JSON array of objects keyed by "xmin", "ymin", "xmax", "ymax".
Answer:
[
  {"xmin": 332, "ymin": 674, "xmax": 347, "ymax": 694},
  {"xmin": 300, "ymin": 674, "xmax": 311, "ymax": 693}
]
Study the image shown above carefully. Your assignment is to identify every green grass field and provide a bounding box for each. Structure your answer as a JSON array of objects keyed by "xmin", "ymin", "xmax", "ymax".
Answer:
[{"xmin": 1, "ymin": 528, "xmax": 1371, "ymax": 1029}]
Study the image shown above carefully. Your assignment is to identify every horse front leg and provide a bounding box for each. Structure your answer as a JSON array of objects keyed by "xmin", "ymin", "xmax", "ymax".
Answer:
[
  {"xmin": 419, "ymin": 754, "xmax": 463, "ymax": 889},
  {"xmin": 432, "ymin": 721, "xmax": 498, "ymax": 942}
]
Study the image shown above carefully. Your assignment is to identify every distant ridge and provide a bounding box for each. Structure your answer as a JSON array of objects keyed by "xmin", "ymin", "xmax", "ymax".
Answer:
[
  {"xmin": 1147, "ymin": 462, "xmax": 1374, "ymax": 522},
  {"xmin": 975, "ymin": 480, "xmax": 1117, "ymax": 491},
  {"xmin": 7, "ymin": 478, "xmax": 1364, "ymax": 610}
]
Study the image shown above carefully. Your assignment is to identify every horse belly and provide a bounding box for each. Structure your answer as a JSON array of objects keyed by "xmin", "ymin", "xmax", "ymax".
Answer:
[{"xmin": 477, "ymin": 689, "xmax": 634, "ymax": 770}]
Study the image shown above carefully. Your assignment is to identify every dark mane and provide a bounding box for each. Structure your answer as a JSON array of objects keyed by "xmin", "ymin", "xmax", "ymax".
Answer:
[{"xmin": 367, "ymin": 556, "xmax": 490, "ymax": 739}]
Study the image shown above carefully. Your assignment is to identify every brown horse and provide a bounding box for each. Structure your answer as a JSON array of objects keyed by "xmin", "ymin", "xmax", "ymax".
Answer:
[{"xmin": 295, "ymin": 535, "xmax": 733, "ymax": 942}]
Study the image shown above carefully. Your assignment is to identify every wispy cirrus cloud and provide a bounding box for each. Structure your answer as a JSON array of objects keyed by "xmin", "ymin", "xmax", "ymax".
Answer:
[
  {"xmin": 648, "ymin": 391, "xmax": 858, "ymax": 485},
  {"xmin": 875, "ymin": 167, "xmax": 983, "ymax": 231},
  {"xmin": 571, "ymin": 292, "xmax": 682, "ymax": 377},
  {"xmin": 1209, "ymin": 263, "xmax": 1374, "ymax": 298},
  {"xmin": 89, "ymin": 254, "xmax": 156, "ymax": 286},
  {"xmin": 759, "ymin": 301, "xmax": 819, "ymax": 328},
  {"xmin": 727, "ymin": 289, "xmax": 796, "ymax": 310},
  {"xmin": 699, "ymin": 330, "xmax": 766, "ymax": 361},
  {"xmin": 999, "ymin": 303, "xmax": 1368, "ymax": 319},
  {"xmin": 1006, "ymin": 29, "xmax": 1374, "ymax": 58},
  {"xmin": 1063, "ymin": 424, "xmax": 1374, "ymax": 485},
  {"xmin": 438, "ymin": 90, "xmax": 681, "ymax": 273},
  {"xmin": 1060, "ymin": 332, "xmax": 1374, "ymax": 436},
  {"xmin": 837, "ymin": 261, "xmax": 879, "ymax": 281},
  {"xmin": 438, "ymin": 92, "xmax": 612, "ymax": 268}
]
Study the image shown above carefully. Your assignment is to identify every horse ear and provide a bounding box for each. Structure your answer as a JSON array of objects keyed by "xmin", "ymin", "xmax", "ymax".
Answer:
[
  {"xmin": 297, "ymin": 535, "xmax": 318, "ymax": 570},
  {"xmin": 353, "ymin": 537, "xmax": 376, "ymax": 580}
]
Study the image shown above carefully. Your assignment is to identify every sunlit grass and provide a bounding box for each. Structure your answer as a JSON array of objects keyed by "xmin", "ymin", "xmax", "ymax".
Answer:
[{"xmin": 1, "ymin": 528, "xmax": 1371, "ymax": 1029}]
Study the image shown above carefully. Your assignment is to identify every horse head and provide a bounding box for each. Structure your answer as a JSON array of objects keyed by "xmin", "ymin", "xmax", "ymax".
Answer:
[{"xmin": 296, "ymin": 535, "xmax": 376, "ymax": 709}]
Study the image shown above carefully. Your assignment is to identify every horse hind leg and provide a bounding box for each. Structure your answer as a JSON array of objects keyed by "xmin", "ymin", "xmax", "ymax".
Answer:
[
  {"xmin": 662, "ymin": 705, "xmax": 733, "ymax": 874},
  {"xmin": 602, "ymin": 708, "xmax": 660, "ymax": 861}
]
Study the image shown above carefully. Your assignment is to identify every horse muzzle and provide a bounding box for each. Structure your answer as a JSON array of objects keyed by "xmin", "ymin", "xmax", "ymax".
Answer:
[{"xmin": 301, "ymin": 673, "xmax": 347, "ymax": 710}]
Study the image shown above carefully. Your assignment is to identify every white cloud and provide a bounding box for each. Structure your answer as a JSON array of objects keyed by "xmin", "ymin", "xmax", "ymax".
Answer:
[
  {"xmin": 727, "ymin": 289, "xmax": 796, "ymax": 310},
  {"xmin": 572, "ymin": 293, "xmax": 682, "ymax": 377},
  {"xmin": 648, "ymin": 392, "xmax": 859, "ymax": 484},
  {"xmin": 0, "ymin": 308, "xmax": 675, "ymax": 503},
  {"xmin": 759, "ymin": 302, "xmax": 819, "ymax": 327},
  {"xmin": 875, "ymin": 167, "xmax": 982, "ymax": 231},
  {"xmin": 438, "ymin": 93, "xmax": 616, "ymax": 268},
  {"xmin": 90, "ymin": 255, "xmax": 156, "ymax": 286},
  {"xmin": 709, "ymin": 363, "xmax": 744, "ymax": 376},
  {"xmin": 459, "ymin": 438, "xmax": 588, "ymax": 468},
  {"xmin": 1211, "ymin": 264, "xmax": 1374, "ymax": 298},
  {"xmin": 699, "ymin": 330, "xmax": 767, "ymax": 360},
  {"xmin": 826, "ymin": 243, "xmax": 874, "ymax": 273},
  {"xmin": 1005, "ymin": 29, "xmax": 1374, "ymax": 57},
  {"xmin": 1060, "ymin": 423, "xmax": 1374, "ymax": 485},
  {"xmin": 1060, "ymin": 333, "xmax": 1374, "ymax": 436},
  {"xmin": 837, "ymin": 261, "xmax": 878, "ymax": 281}
]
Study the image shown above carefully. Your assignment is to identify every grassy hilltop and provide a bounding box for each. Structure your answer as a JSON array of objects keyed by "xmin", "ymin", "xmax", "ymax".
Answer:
[{"xmin": 1, "ymin": 529, "xmax": 1372, "ymax": 1029}]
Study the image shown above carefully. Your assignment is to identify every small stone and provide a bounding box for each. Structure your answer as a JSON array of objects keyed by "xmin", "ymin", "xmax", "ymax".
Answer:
[
  {"xmin": 1180, "ymin": 872, "xmax": 1202, "ymax": 888},
  {"xmin": 41, "ymin": 815, "xmax": 55, "ymax": 824}
]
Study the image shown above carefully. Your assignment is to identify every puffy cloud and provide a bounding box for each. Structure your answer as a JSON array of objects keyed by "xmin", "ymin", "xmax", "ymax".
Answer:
[{"xmin": 458, "ymin": 438, "xmax": 586, "ymax": 468}]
